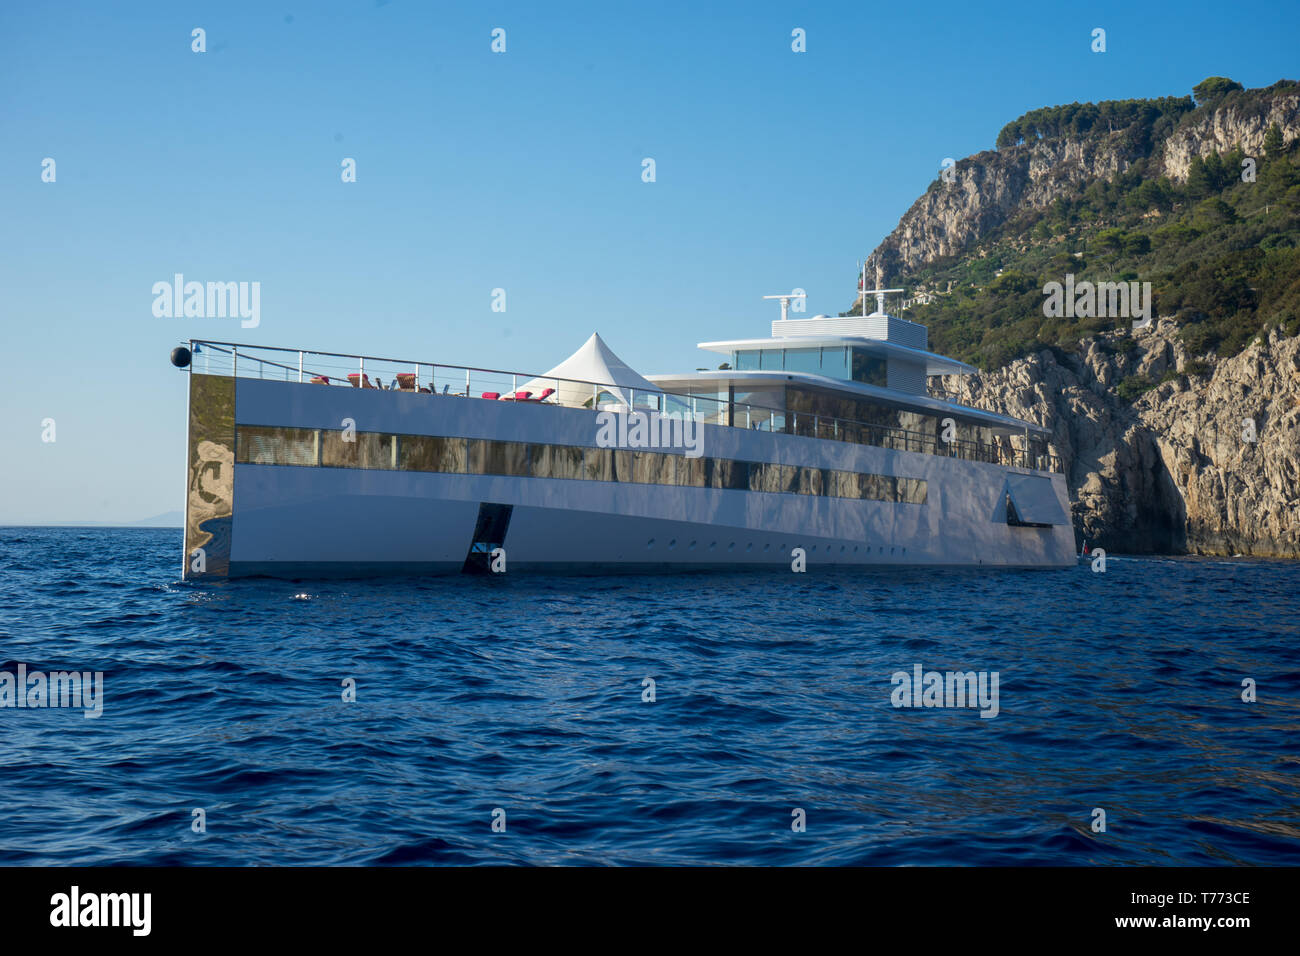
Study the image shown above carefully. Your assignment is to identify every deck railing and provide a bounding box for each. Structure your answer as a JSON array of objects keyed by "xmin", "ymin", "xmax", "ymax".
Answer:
[
  {"xmin": 186, "ymin": 340, "xmax": 1061, "ymax": 474},
  {"xmin": 927, "ymin": 383, "xmax": 963, "ymax": 403}
]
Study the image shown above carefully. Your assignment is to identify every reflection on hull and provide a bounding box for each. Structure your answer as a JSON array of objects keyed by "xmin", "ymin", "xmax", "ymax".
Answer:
[{"xmin": 183, "ymin": 375, "xmax": 1076, "ymax": 580}]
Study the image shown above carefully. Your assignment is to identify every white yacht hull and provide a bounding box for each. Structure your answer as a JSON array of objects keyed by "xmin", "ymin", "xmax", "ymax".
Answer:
[{"xmin": 183, "ymin": 375, "xmax": 1076, "ymax": 578}]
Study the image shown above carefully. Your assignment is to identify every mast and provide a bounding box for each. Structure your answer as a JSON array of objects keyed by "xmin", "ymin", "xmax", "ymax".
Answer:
[{"xmin": 860, "ymin": 262, "xmax": 902, "ymax": 316}]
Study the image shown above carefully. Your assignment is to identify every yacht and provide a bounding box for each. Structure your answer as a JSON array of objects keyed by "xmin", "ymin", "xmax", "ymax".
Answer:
[{"xmin": 173, "ymin": 282, "xmax": 1074, "ymax": 578}]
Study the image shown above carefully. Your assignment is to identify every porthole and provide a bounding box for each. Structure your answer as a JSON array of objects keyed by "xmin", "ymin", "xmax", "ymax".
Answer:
[
  {"xmin": 646, "ymin": 538, "xmax": 655, "ymax": 549},
  {"xmin": 668, "ymin": 539, "xmax": 677, "ymax": 549}
]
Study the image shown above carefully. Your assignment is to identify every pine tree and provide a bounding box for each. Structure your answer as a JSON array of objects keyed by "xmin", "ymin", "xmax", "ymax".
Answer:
[{"xmin": 1264, "ymin": 123, "xmax": 1285, "ymax": 158}]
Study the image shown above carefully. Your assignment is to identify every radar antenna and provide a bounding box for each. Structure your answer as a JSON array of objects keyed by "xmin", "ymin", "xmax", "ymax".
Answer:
[{"xmin": 762, "ymin": 292, "xmax": 807, "ymax": 322}]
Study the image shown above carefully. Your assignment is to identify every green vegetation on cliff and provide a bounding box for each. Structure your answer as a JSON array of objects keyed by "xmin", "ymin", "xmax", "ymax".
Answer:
[
  {"xmin": 877, "ymin": 80, "xmax": 1300, "ymax": 371},
  {"xmin": 995, "ymin": 96, "xmax": 1193, "ymax": 150}
]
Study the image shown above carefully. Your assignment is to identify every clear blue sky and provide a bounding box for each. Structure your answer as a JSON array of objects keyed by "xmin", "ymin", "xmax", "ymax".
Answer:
[{"xmin": 2, "ymin": 0, "xmax": 1296, "ymax": 523}]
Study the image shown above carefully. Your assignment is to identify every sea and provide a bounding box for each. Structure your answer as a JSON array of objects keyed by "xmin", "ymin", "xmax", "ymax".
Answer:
[{"xmin": 1, "ymin": 526, "xmax": 1297, "ymax": 866}]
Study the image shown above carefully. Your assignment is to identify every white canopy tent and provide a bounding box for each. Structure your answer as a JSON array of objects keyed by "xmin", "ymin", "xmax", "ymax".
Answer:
[{"xmin": 524, "ymin": 332, "xmax": 663, "ymax": 409}]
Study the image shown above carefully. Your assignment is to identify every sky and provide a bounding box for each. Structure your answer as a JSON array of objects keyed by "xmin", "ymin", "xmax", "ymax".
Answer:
[{"xmin": 2, "ymin": 0, "xmax": 1297, "ymax": 524}]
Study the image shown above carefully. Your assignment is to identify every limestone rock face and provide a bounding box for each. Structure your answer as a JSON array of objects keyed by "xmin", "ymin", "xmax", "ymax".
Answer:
[
  {"xmin": 1140, "ymin": 327, "xmax": 1300, "ymax": 556},
  {"xmin": 869, "ymin": 137, "xmax": 1143, "ymax": 280},
  {"xmin": 944, "ymin": 323, "xmax": 1300, "ymax": 556},
  {"xmin": 855, "ymin": 82, "xmax": 1300, "ymax": 555},
  {"xmin": 1160, "ymin": 91, "xmax": 1300, "ymax": 181},
  {"xmin": 865, "ymin": 86, "xmax": 1300, "ymax": 281}
]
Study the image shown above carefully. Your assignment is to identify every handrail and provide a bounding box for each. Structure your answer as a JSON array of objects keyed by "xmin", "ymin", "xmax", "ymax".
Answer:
[
  {"xmin": 186, "ymin": 339, "xmax": 1061, "ymax": 474},
  {"xmin": 189, "ymin": 339, "xmax": 645, "ymax": 395}
]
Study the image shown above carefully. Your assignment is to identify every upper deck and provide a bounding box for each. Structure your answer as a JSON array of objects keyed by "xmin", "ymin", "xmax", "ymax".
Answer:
[
  {"xmin": 180, "ymin": 339, "xmax": 1062, "ymax": 473},
  {"xmin": 650, "ymin": 287, "xmax": 1054, "ymax": 455},
  {"xmin": 694, "ymin": 290, "xmax": 975, "ymax": 397}
]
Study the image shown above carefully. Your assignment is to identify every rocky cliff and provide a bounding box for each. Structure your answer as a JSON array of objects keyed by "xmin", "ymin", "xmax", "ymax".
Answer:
[
  {"xmin": 858, "ymin": 79, "xmax": 1300, "ymax": 557},
  {"xmin": 1160, "ymin": 88, "xmax": 1300, "ymax": 181},
  {"xmin": 869, "ymin": 138, "xmax": 1143, "ymax": 280},
  {"xmin": 866, "ymin": 82, "xmax": 1300, "ymax": 282},
  {"xmin": 943, "ymin": 322, "xmax": 1300, "ymax": 557}
]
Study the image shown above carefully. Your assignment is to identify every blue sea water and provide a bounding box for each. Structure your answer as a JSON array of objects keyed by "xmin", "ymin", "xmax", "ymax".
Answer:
[{"xmin": 0, "ymin": 526, "xmax": 1297, "ymax": 866}]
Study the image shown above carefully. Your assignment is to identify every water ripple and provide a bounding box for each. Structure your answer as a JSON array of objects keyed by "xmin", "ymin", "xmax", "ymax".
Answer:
[{"xmin": 0, "ymin": 526, "xmax": 1297, "ymax": 865}]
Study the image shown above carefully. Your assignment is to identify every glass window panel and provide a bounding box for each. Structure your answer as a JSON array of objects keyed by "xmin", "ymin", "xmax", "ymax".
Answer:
[
  {"xmin": 632, "ymin": 451, "xmax": 672, "ymax": 484},
  {"xmin": 675, "ymin": 455, "xmax": 706, "ymax": 487},
  {"xmin": 321, "ymin": 431, "xmax": 393, "ymax": 469},
  {"xmin": 663, "ymin": 393, "xmax": 693, "ymax": 418},
  {"xmin": 900, "ymin": 478, "xmax": 928, "ymax": 504},
  {"xmin": 839, "ymin": 422, "xmax": 865, "ymax": 445},
  {"xmin": 468, "ymin": 439, "xmax": 529, "ymax": 476},
  {"xmin": 529, "ymin": 443, "xmax": 583, "ymax": 480},
  {"xmin": 749, "ymin": 462, "xmax": 795, "ymax": 493},
  {"xmin": 820, "ymin": 347, "xmax": 848, "ymax": 380},
  {"xmin": 466, "ymin": 439, "xmax": 489, "ymax": 474},
  {"xmin": 709, "ymin": 458, "xmax": 748, "ymax": 490},
  {"xmin": 828, "ymin": 470, "xmax": 857, "ymax": 499},
  {"xmin": 585, "ymin": 447, "xmax": 614, "ymax": 482},
  {"xmin": 241, "ymin": 423, "xmax": 930, "ymax": 508},
  {"xmin": 692, "ymin": 395, "xmax": 727, "ymax": 427},
  {"xmin": 612, "ymin": 450, "xmax": 633, "ymax": 482},
  {"xmin": 236, "ymin": 426, "xmax": 317, "ymax": 466},
  {"xmin": 398, "ymin": 436, "xmax": 467, "ymax": 473},
  {"xmin": 783, "ymin": 348, "xmax": 821, "ymax": 376},
  {"xmin": 797, "ymin": 467, "xmax": 828, "ymax": 496},
  {"xmin": 851, "ymin": 349, "xmax": 888, "ymax": 386},
  {"xmin": 777, "ymin": 464, "xmax": 797, "ymax": 493}
]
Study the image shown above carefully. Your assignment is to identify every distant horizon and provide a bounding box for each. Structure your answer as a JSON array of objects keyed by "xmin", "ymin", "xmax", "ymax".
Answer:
[
  {"xmin": 3, "ymin": 511, "xmax": 184, "ymax": 529},
  {"xmin": 4, "ymin": 525, "xmax": 182, "ymax": 529}
]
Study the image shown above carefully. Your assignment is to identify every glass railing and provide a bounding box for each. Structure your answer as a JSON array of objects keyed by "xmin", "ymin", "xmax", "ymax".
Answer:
[{"xmin": 185, "ymin": 340, "xmax": 1061, "ymax": 473}]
